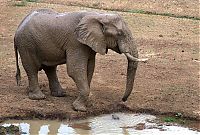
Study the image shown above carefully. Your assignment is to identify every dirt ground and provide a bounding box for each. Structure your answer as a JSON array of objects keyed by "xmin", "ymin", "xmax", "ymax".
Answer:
[
  {"xmin": 41, "ymin": 0, "xmax": 199, "ymax": 18},
  {"xmin": 0, "ymin": 0, "xmax": 199, "ymax": 122}
]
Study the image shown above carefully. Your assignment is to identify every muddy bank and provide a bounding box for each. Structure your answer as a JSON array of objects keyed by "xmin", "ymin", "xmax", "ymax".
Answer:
[{"xmin": 2, "ymin": 113, "xmax": 199, "ymax": 134}]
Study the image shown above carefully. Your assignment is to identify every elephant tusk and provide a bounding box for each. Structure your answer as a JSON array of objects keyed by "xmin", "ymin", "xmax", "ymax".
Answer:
[{"xmin": 124, "ymin": 53, "xmax": 148, "ymax": 62}]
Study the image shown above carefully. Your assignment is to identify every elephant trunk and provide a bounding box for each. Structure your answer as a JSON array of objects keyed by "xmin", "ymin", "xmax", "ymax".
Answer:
[
  {"xmin": 118, "ymin": 37, "xmax": 139, "ymax": 102},
  {"xmin": 121, "ymin": 52, "xmax": 148, "ymax": 101},
  {"xmin": 122, "ymin": 59, "xmax": 138, "ymax": 102}
]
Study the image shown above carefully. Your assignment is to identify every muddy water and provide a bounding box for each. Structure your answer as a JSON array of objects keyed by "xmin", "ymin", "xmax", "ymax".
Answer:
[{"xmin": 1, "ymin": 113, "xmax": 200, "ymax": 135}]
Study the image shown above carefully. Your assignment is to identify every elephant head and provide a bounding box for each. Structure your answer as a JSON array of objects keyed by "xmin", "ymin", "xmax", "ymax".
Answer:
[{"xmin": 75, "ymin": 13, "xmax": 147, "ymax": 102}]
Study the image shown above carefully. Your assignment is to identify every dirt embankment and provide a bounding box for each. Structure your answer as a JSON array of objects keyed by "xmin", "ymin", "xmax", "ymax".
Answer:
[
  {"xmin": 0, "ymin": 0, "xmax": 199, "ymax": 121},
  {"xmin": 41, "ymin": 0, "xmax": 199, "ymax": 18}
]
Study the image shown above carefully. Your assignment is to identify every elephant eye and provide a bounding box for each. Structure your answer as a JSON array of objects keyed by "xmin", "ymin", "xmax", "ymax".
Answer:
[
  {"xmin": 118, "ymin": 31, "xmax": 122, "ymax": 36},
  {"xmin": 117, "ymin": 29, "xmax": 124, "ymax": 36}
]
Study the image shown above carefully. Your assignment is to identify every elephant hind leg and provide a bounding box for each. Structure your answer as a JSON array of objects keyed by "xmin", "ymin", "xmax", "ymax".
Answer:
[
  {"xmin": 43, "ymin": 66, "xmax": 66, "ymax": 97},
  {"xmin": 27, "ymin": 74, "xmax": 46, "ymax": 100},
  {"xmin": 19, "ymin": 49, "xmax": 45, "ymax": 100}
]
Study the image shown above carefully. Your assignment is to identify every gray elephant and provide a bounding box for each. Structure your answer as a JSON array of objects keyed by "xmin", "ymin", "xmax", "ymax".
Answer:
[{"xmin": 14, "ymin": 9, "xmax": 147, "ymax": 111}]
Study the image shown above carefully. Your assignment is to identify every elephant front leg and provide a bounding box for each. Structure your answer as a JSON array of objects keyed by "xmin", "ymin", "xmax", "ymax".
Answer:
[
  {"xmin": 87, "ymin": 52, "xmax": 96, "ymax": 87},
  {"xmin": 67, "ymin": 51, "xmax": 90, "ymax": 112}
]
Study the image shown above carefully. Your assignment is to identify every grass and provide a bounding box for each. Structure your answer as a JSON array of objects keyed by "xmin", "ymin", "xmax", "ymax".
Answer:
[
  {"xmin": 14, "ymin": 0, "xmax": 38, "ymax": 7},
  {"xmin": 162, "ymin": 116, "xmax": 187, "ymax": 125},
  {"xmin": 77, "ymin": 3, "xmax": 200, "ymax": 20},
  {"xmin": 163, "ymin": 117, "xmax": 177, "ymax": 122},
  {"xmin": 14, "ymin": 0, "xmax": 27, "ymax": 7},
  {"xmin": 13, "ymin": 0, "xmax": 200, "ymax": 20},
  {"xmin": 55, "ymin": 1, "xmax": 200, "ymax": 20},
  {"xmin": 127, "ymin": 9, "xmax": 200, "ymax": 20},
  {"xmin": 161, "ymin": 113, "xmax": 188, "ymax": 125},
  {"xmin": 26, "ymin": 0, "xmax": 38, "ymax": 2}
]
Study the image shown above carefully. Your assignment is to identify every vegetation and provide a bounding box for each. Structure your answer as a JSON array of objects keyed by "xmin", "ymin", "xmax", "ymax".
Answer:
[
  {"xmin": 26, "ymin": 0, "xmax": 38, "ymax": 2},
  {"xmin": 161, "ymin": 113, "xmax": 187, "ymax": 125},
  {"xmin": 13, "ymin": 0, "xmax": 199, "ymax": 20},
  {"xmin": 14, "ymin": 0, "xmax": 38, "ymax": 7},
  {"xmin": 0, "ymin": 125, "xmax": 20, "ymax": 135},
  {"xmin": 72, "ymin": 4, "xmax": 200, "ymax": 20},
  {"xmin": 127, "ymin": 9, "xmax": 200, "ymax": 20}
]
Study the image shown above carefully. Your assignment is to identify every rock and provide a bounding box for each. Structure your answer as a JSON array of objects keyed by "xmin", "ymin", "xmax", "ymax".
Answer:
[
  {"xmin": 112, "ymin": 114, "xmax": 119, "ymax": 120},
  {"xmin": 134, "ymin": 123, "xmax": 145, "ymax": 130}
]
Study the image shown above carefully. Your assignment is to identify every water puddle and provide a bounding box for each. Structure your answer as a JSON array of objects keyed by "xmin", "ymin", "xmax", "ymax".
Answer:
[{"xmin": 1, "ymin": 113, "xmax": 200, "ymax": 135}]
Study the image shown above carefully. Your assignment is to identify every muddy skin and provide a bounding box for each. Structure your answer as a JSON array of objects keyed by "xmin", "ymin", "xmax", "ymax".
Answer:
[{"xmin": 14, "ymin": 9, "xmax": 144, "ymax": 111}]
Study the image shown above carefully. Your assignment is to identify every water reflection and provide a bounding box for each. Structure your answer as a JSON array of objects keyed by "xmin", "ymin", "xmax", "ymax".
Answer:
[
  {"xmin": 1, "ymin": 113, "xmax": 200, "ymax": 135},
  {"xmin": 2, "ymin": 121, "xmax": 87, "ymax": 135}
]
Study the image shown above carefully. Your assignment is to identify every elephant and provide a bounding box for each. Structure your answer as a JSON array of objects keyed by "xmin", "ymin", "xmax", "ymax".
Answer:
[{"xmin": 14, "ymin": 9, "xmax": 147, "ymax": 111}]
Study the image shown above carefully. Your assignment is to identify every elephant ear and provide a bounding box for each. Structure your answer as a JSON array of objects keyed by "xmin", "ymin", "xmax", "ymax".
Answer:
[{"xmin": 75, "ymin": 15, "xmax": 107, "ymax": 55}]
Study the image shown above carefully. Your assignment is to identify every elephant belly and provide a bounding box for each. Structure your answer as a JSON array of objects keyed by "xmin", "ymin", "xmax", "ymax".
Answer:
[
  {"xmin": 42, "ymin": 58, "xmax": 66, "ymax": 66},
  {"xmin": 40, "ymin": 48, "xmax": 66, "ymax": 66}
]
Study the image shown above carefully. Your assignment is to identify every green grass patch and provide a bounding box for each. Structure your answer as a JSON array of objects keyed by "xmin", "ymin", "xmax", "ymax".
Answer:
[
  {"xmin": 13, "ymin": 0, "xmax": 38, "ymax": 7},
  {"xmin": 26, "ymin": 0, "xmax": 38, "ymax": 2},
  {"xmin": 163, "ymin": 117, "xmax": 177, "ymax": 122},
  {"xmin": 161, "ymin": 113, "xmax": 188, "ymax": 125},
  {"xmin": 162, "ymin": 116, "xmax": 186, "ymax": 124},
  {"xmin": 14, "ymin": 0, "xmax": 27, "ymax": 7}
]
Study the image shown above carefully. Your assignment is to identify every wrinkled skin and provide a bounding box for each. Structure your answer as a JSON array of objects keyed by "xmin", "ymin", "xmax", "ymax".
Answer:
[{"xmin": 14, "ymin": 9, "xmax": 143, "ymax": 112}]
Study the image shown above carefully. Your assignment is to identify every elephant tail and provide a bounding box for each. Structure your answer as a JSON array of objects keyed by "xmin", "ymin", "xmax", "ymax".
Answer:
[{"xmin": 14, "ymin": 37, "xmax": 21, "ymax": 86}]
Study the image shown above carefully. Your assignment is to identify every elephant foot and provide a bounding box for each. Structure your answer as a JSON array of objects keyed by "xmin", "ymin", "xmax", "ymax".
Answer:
[
  {"xmin": 51, "ymin": 88, "xmax": 66, "ymax": 97},
  {"xmin": 72, "ymin": 98, "xmax": 87, "ymax": 112},
  {"xmin": 28, "ymin": 90, "xmax": 46, "ymax": 100}
]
